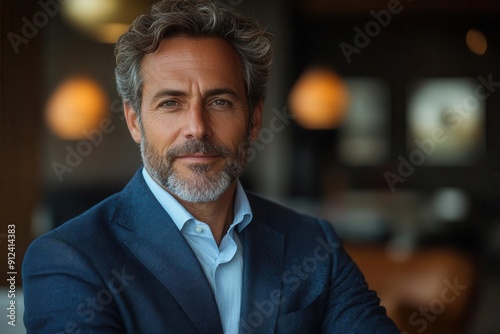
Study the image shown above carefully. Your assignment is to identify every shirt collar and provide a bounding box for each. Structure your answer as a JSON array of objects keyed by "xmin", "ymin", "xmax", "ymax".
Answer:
[{"xmin": 142, "ymin": 168, "xmax": 252, "ymax": 233}]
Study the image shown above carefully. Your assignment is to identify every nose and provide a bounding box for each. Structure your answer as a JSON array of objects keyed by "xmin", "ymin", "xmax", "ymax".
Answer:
[{"xmin": 183, "ymin": 102, "xmax": 212, "ymax": 140}]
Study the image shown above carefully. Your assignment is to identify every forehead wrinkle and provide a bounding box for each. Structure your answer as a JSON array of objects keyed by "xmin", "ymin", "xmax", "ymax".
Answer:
[
  {"xmin": 141, "ymin": 36, "xmax": 247, "ymax": 104},
  {"xmin": 146, "ymin": 66, "xmax": 242, "ymax": 94},
  {"xmin": 150, "ymin": 38, "xmax": 243, "ymax": 72},
  {"xmin": 144, "ymin": 57, "xmax": 230, "ymax": 84},
  {"xmin": 147, "ymin": 42, "xmax": 231, "ymax": 68}
]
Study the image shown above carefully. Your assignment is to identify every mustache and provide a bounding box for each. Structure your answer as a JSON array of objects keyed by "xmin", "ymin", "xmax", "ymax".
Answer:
[{"xmin": 166, "ymin": 140, "xmax": 232, "ymax": 159}]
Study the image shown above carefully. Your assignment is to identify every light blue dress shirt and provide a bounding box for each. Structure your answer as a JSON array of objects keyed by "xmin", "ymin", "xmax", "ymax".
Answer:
[{"xmin": 142, "ymin": 168, "xmax": 252, "ymax": 334}]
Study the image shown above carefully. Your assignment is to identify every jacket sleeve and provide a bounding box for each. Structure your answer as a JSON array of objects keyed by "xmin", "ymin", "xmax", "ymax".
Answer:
[
  {"xmin": 22, "ymin": 235, "xmax": 124, "ymax": 334},
  {"xmin": 318, "ymin": 219, "xmax": 401, "ymax": 333}
]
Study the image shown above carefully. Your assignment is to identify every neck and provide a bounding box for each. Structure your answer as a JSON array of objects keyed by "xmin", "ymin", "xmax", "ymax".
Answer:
[{"xmin": 175, "ymin": 182, "xmax": 237, "ymax": 245}]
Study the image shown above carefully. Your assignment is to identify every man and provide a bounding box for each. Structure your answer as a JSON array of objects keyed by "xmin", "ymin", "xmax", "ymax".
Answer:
[{"xmin": 23, "ymin": 0, "xmax": 400, "ymax": 333}]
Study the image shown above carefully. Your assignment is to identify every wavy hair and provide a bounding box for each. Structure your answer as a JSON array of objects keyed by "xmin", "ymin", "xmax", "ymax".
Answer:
[{"xmin": 115, "ymin": 0, "xmax": 273, "ymax": 117}]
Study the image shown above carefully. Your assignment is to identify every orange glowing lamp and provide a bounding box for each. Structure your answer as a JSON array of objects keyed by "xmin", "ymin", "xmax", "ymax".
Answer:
[
  {"xmin": 288, "ymin": 68, "xmax": 350, "ymax": 130},
  {"xmin": 45, "ymin": 76, "xmax": 109, "ymax": 140}
]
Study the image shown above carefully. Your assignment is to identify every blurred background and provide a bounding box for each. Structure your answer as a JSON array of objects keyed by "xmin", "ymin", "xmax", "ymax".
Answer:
[{"xmin": 2, "ymin": 0, "xmax": 500, "ymax": 333}]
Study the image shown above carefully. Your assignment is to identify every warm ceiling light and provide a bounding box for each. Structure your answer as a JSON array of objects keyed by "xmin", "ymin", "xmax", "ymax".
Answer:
[
  {"xmin": 45, "ymin": 76, "xmax": 109, "ymax": 140},
  {"xmin": 61, "ymin": 0, "xmax": 150, "ymax": 43},
  {"xmin": 288, "ymin": 68, "xmax": 350, "ymax": 130},
  {"xmin": 466, "ymin": 28, "xmax": 487, "ymax": 56}
]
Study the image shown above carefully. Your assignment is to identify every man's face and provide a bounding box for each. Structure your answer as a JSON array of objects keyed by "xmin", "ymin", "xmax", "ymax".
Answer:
[{"xmin": 125, "ymin": 37, "xmax": 261, "ymax": 203}]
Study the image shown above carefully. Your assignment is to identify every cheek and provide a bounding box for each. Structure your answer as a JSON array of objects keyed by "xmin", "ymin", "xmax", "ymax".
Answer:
[
  {"xmin": 143, "ymin": 115, "xmax": 179, "ymax": 140},
  {"xmin": 141, "ymin": 126, "xmax": 175, "ymax": 158},
  {"xmin": 213, "ymin": 116, "xmax": 249, "ymax": 143}
]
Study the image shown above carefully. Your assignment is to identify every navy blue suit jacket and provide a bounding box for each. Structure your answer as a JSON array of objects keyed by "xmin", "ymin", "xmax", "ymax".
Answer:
[{"xmin": 23, "ymin": 169, "xmax": 399, "ymax": 333}]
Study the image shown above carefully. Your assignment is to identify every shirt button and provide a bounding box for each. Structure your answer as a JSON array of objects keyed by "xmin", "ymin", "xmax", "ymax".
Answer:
[{"xmin": 195, "ymin": 226, "xmax": 203, "ymax": 233}]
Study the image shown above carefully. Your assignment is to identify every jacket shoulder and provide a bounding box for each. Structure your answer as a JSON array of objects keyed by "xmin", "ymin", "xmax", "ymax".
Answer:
[
  {"xmin": 245, "ymin": 192, "xmax": 341, "ymax": 242},
  {"xmin": 24, "ymin": 191, "xmax": 123, "ymax": 271},
  {"xmin": 47, "ymin": 192, "xmax": 120, "ymax": 241}
]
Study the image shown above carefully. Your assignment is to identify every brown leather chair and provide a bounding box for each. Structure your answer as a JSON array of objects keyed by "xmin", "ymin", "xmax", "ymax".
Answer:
[{"xmin": 345, "ymin": 244, "xmax": 477, "ymax": 334}]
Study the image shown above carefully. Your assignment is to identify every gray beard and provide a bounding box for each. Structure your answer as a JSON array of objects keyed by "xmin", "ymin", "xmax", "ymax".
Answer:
[
  {"xmin": 164, "ymin": 160, "xmax": 232, "ymax": 203},
  {"xmin": 140, "ymin": 135, "xmax": 250, "ymax": 203}
]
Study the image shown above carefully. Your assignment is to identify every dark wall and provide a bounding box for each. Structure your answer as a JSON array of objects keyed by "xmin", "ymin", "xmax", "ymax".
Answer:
[
  {"xmin": 289, "ymin": 13, "xmax": 500, "ymax": 191},
  {"xmin": 1, "ymin": 1, "xmax": 44, "ymax": 286}
]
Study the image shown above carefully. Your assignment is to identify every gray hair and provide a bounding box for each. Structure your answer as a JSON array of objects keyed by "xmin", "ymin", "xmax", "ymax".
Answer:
[{"xmin": 115, "ymin": 0, "xmax": 273, "ymax": 116}]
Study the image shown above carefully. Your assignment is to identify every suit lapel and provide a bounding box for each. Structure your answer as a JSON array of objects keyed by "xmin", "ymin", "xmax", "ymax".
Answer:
[
  {"xmin": 111, "ymin": 170, "xmax": 223, "ymax": 333},
  {"xmin": 240, "ymin": 194, "xmax": 285, "ymax": 333}
]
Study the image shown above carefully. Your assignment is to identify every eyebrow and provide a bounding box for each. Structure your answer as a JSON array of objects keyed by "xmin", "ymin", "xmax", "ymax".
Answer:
[
  {"xmin": 205, "ymin": 88, "xmax": 240, "ymax": 100},
  {"xmin": 150, "ymin": 88, "xmax": 242, "ymax": 105},
  {"xmin": 150, "ymin": 89, "xmax": 187, "ymax": 105}
]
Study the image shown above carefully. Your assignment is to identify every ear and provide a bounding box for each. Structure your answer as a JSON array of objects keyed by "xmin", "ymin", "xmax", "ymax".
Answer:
[
  {"xmin": 249, "ymin": 100, "xmax": 263, "ymax": 142},
  {"xmin": 124, "ymin": 102, "xmax": 142, "ymax": 144},
  {"xmin": 123, "ymin": 102, "xmax": 141, "ymax": 144}
]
